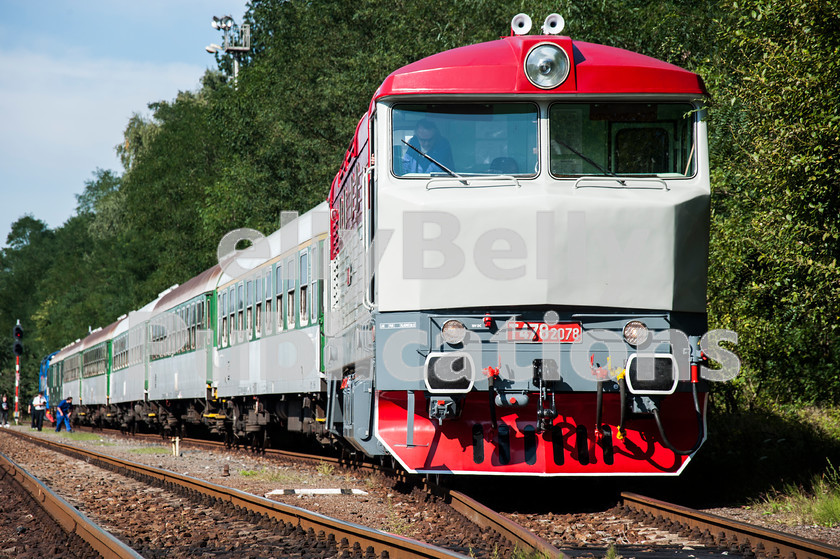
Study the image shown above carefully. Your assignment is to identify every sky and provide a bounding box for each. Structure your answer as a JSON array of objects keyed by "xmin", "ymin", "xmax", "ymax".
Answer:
[{"xmin": 0, "ymin": 0, "xmax": 249, "ymax": 247}]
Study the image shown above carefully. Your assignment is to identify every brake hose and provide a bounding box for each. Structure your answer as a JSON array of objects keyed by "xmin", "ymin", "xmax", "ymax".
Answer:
[{"xmin": 651, "ymin": 382, "xmax": 705, "ymax": 456}]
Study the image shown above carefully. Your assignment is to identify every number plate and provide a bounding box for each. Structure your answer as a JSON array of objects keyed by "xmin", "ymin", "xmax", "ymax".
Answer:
[{"xmin": 506, "ymin": 322, "xmax": 582, "ymax": 343}]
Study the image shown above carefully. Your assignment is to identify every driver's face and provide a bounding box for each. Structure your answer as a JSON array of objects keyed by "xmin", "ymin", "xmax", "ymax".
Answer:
[{"xmin": 417, "ymin": 125, "xmax": 436, "ymax": 148}]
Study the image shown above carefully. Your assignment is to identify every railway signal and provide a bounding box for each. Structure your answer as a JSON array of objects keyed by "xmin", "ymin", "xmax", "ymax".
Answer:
[{"xmin": 13, "ymin": 322, "xmax": 23, "ymax": 356}]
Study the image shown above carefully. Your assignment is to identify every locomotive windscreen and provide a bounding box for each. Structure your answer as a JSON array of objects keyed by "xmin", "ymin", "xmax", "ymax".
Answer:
[
  {"xmin": 392, "ymin": 103, "xmax": 538, "ymax": 177},
  {"xmin": 549, "ymin": 102, "xmax": 696, "ymax": 177}
]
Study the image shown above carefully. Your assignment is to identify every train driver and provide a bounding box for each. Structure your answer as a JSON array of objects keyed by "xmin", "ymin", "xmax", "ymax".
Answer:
[{"xmin": 402, "ymin": 119, "xmax": 454, "ymax": 174}]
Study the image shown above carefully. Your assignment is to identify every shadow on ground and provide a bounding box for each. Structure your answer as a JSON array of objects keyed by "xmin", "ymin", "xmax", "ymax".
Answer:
[{"xmin": 446, "ymin": 408, "xmax": 840, "ymax": 512}]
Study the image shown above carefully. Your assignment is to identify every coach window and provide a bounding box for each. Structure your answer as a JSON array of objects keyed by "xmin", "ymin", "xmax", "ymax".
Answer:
[
  {"xmin": 198, "ymin": 299, "xmax": 205, "ymax": 349},
  {"xmin": 186, "ymin": 305, "xmax": 193, "ymax": 351},
  {"xmin": 255, "ymin": 274, "xmax": 263, "ymax": 339},
  {"xmin": 193, "ymin": 302, "xmax": 198, "ymax": 350},
  {"xmin": 166, "ymin": 313, "xmax": 174, "ymax": 356},
  {"xmin": 184, "ymin": 305, "xmax": 190, "ymax": 352},
  {"xmin": 227, "ymin": 288, "xmax": 234, "ymax": 344},
  {"xmin": 174, "ymin": 309, "xmax": 182, "ymax": 355},
  {"xmin": 548, "ymin": 102, "xmax": 695, "ymax": 178},
  {"xmin": 246, "ymin": 279, "xmax": 254, "ymax": 340},
  {"xmin": 310, "ymin": 244, "xmax": 319, "ymax": 324},
  {"xmin": 114, "ymin": 335, "xmax": 126, "ymax": 370},
  {"xmin": 180, "ymin": 308, "xmax": 186, "ymax": 352},
  {"xmin": 228, "ymin": 286, "xmax": 236, "ymax": 345},
  {"xmin": 265, "ymin": 268, "xmax": 273, "ymax": 335},
  {"xmin": 183, "ymin": 307, "xmax": 189, "ymax": 352},
  {"xmin": 220, "ymin": 292, "xmax": 228, "ymax": 347},
  {"xmin": 392, "ymin": 103, "xmax": 539, "ymax": 178},
  {"xmin": 260, "ymin": 272, "xmax": 266, "ymax": 334},
  {"xmin": 165, "ymin": 314, "xmax": 174, "ymax": 357},
  {"xmin": 287, "ymin": 257, "xmax": 296, "ymax": 329},
  {"xmin": 256, "ymin": 276, "xmax": 263, "ymax": 338},
  {"xmin": 190, "ymin": 302, "xmax": 197, "ymax": 350},
  {"xmin": 180, "ymin": 308, "xmax": 186, "ymax": 353},
  {"xmin": 181, "ymin": 307, "xmax": 188, "ymax": 353},
  {"xmin": 275, "ymin": 264, "xmax": 284, "ymax": 331},
  {"xmin": 176, "ymin": 309, "xmax": 183, "ymax": 354},
  {"xmin": 188, "ymin": 305, "xmax": 194, "ymax": 351},
  {"xmin": 185, "ymin": 305, "xmax": 191, "ymax": 352},
  {"xmin": 236, "ymin": 283, "xmax": 244, "ymax": 343},
  {"xmin": 299, "ymin": 250, "xmax": 309, "ymax": 327}
]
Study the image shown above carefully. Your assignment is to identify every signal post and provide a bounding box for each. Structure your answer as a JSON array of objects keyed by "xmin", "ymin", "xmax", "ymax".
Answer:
[{"xmin": 13, "ymin": 321, "xmax": 23, "ymax": 425}]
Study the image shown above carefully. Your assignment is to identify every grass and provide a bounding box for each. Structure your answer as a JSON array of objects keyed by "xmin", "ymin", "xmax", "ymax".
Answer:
[
  {"xmin": 664, "ymin": 402, "xmax": 840, "ymax": 506},
  {"xmin": 384, "ymin": 494, "xmax": 413, "ymax": 536},
  {"xmin": 469, "ymin": 545, "xmax": 554, "ymax": 559},
  {"xmin": 316, "ymin": 461, "xmax": 335, "ymax": 476},
  {"xmin": 512, "ymin": 549, "xmax": 558, "ymax": 559},
  {"xmin": 128, "ymin": 446, "xmax": 169, "ymax": 455},
  {"xmin": 239, "ymin": 467, "xmax": 311, "ymax": 484},
  {"xmin": 754, "ymin": 460, "xmax": 840, "ymax": 527},
  {"xmin": 58, "ymin": 431, "xmax": 102, "ymax": 442}
]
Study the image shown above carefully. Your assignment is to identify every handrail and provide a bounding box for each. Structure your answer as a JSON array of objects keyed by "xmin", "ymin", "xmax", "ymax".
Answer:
[
  {"xmin": 574, "ymin": 176, "xmax": 669, "ymax": 190},
  {"xmin": 425, "ymin": 175, "xmax": 521, "ymax": 190},
  {"xmin": 362, "ymin": 165, "xmax": 376, "ymax": 311}
]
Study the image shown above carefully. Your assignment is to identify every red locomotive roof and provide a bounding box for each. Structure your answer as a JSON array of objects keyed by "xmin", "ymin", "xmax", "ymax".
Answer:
[{"xmin": 374, "ymin": 35, "xmax": 707, "ymax": 98}]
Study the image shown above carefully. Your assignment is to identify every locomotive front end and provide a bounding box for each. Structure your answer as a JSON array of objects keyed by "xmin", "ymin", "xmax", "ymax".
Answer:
[{"xmin": 327, "ymin": 14, "xmax": 712, "ymax": 475}]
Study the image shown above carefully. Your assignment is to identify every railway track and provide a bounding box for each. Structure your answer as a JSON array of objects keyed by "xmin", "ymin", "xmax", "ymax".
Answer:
[
  {"xmin": 28, "ymin": 426, "xmax": 840, "ymax": 559},
  {"xmin": 621, "ymin": 492, "xmax": 840, "ymax": 559},
  {"xmin": 72, "ymin": 425, "xmax": 563, "ymax": 556},
  {"xmin": 1, "ymin": 428, "xmax": 537, "ymax": 558},
  {"xmin": 0, "ymin": 447, "xmax": 142, "ymax": 559}
]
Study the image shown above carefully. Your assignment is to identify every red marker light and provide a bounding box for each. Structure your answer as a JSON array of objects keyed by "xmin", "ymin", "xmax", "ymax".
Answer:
[
  {"xmin": 509, "ymin": 397, "xmax": 516, "ymax": 405},
  {"xmin": 437, "ymin": 400, "xmax": 446, "ymax": 406},
  {"xmin": 483, "ymin": 314, "xmax": 492, "ymax": 328}
]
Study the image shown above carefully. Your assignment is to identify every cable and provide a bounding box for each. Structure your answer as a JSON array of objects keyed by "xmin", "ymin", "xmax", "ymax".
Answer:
[{"xmin": 651, "ymin": 383, "xmax": 705, "ymax": 456}]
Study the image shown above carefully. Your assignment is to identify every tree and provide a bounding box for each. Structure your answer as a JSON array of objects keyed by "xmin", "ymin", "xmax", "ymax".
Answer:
[{"xmin": 707, "ymin": 0, "xmax": 840, "ymax": 404}]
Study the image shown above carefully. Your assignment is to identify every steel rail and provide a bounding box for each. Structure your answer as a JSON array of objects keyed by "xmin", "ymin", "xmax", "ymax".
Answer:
[
  {"xmin": 5, "ymin": 429, "xmax": 467, "ymax": 559},
  {"xmin": 0, "ymin": 448, "xmax": 144, "ymax": 559},
  {"xmin": 621, "ymin": 492, "xmax": 840, "ymax": 559},
  {"xmin": 76, "ymin": 425, "xmax": 559, "ymax": 556},
  {"xmin": 75, "ymin": 426, "xmax": 369, "ymax": 469},
  {"xmin": 446, "ymin": 489, "xmax": 561, "ymax": 557}
]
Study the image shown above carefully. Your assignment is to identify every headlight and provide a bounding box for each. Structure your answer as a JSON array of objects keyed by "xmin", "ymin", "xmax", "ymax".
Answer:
[
  {"xmin": 623, "ymin": 320, "xmax": 649, "ymax": 346},
  {"xmin": 524, "ymin": 43, "xmax": 570, "ymax": 89},
  {"xmin": 441, "ymin": 320, "xmax": 467, "ymax": 345}
]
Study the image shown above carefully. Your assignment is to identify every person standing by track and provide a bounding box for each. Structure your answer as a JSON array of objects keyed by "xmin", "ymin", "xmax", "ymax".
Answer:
[
  {"xmin": 31, "ymin": 392, "xmax": 47, "ymax": 431},
  {"xmin": 55, "ymin": 396, "xmax": 73, "ymax": 433},
  {"xmin": 0, "ymin": 395, "xmax": 8, "ymax": 427}
]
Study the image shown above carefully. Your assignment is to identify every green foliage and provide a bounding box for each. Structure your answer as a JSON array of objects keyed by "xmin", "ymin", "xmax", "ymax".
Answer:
[
  {"xmin": 708, "ymin": 0, "xmax": 840, "ymax": 405},
  {"xmin": 755, "ymin": 460, "xmax": 840, "ymax": 527}
]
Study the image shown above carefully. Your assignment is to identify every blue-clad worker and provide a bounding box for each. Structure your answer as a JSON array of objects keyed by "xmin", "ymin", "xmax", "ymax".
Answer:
[{"xmin": 55, "ymin": 396, "xmax": 73, "ymax": 433}]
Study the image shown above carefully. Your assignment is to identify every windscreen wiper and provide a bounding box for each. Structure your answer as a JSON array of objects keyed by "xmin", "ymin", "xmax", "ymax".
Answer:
[
  {"xmin": 401, "ymin": 140, "xmax": 467, "ymax": 184},
  {"xmin": 553, "ymin": 138, "xmax": 626, "ymax": 186}
]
